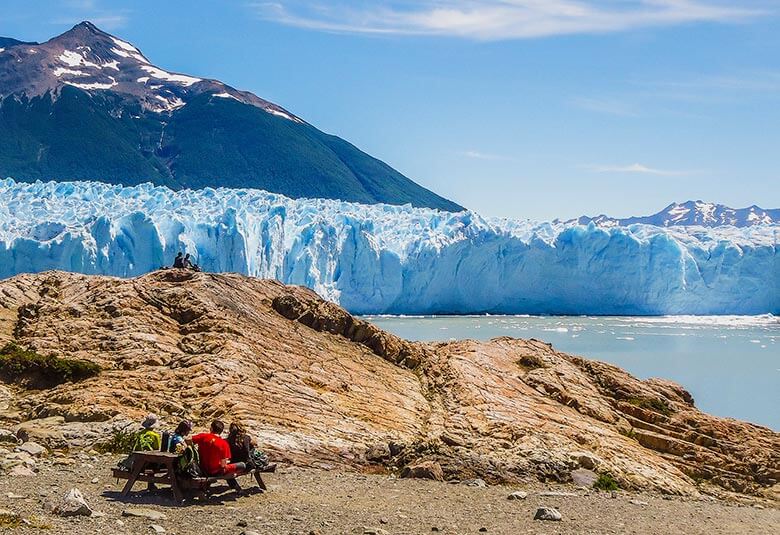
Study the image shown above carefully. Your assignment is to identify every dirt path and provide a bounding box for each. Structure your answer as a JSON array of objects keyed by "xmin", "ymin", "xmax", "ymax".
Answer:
[{"xmin": 1, "ymin": 455, "xmax": 777, "ymax": 535}]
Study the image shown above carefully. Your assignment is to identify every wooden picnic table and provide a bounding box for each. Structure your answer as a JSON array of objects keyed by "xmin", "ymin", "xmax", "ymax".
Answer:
[
  {"xmin": 113, "ymin": 451, "xmax": 270, "ymax": 503},
  {"xmin": 117, "ymin": 451, "xmax": 184, "ymax": 502}
]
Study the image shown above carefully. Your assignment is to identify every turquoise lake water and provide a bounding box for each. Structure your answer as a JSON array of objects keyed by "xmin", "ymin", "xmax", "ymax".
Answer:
[{"xmin": 365, "ymin": 315, "xmax": 779, "ymax": 430}]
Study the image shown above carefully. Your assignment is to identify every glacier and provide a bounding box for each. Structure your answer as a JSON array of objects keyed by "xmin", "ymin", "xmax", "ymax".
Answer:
[{"xmin": 0, "ymin": 178, "xmax": 777, "ymax": 315}]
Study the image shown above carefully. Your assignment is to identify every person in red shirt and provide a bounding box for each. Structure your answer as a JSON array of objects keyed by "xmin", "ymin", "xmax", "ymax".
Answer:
[{"xmin": 192, "ymin": 420, "xmax": 247, "ymax": 491}]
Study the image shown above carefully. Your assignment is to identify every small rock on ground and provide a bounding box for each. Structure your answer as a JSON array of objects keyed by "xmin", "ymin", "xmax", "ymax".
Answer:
[
  {"xmin": 507, "ymin": 491, "xmax": 528, "ymax": 500},
  {"xmin": 8, "ymin": 465, "xmax": 36, "ymax": 477},
  {"xmin": 17, "ymin": 442, "xmax": 46, "ymax": 456},
  {"xmin": 54, "ymin": 488, "xmax": 92, "ymax": 517},
  {"xmin": 534, "ymin": 507, "xmax": 562, "ymax": 521},
  {"xmin": 121, "ymin": 507, "xmax": 167, "ymax": 521}
]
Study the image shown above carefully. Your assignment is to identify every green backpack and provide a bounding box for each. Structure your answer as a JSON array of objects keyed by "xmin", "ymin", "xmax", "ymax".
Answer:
[{"xmin": 177, "ymin": 444, "xmax": 203, "ymax": 478}]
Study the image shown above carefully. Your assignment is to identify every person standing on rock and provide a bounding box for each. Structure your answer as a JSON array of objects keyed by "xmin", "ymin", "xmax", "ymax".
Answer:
[{"xmin": 192, "ymin": 420, "xmax": 247, "ymax": 493}]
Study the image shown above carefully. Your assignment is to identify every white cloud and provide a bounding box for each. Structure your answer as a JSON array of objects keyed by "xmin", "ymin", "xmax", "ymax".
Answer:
[
  {"xmin": 462, "ymin": 150, "xmax": 514, "ymax": 161},
  {"xmin": 582, "ymin": 163, "xmax": 693, "ymax": 176},
  {"xmin": 248, "ymin": 1, "xmax": 768, "ymax": 40}
]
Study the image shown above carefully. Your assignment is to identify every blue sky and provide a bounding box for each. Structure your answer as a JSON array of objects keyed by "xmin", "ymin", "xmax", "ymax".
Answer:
[{"xmin": 2, "ymin": 0, "xmax": 779, "ymax": 220}]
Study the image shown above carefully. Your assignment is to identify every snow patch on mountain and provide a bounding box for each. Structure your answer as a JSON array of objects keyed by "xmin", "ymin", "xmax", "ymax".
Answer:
[
  {"xmin": 0, "ymin": 179, "xmax": 776, "ymax": 315},
  {"xmin": 59, "ymin": 50, "xmax": 100, "ymax": 68},
  {"xmin": 64, "ymin": 79, "xmax": 117, "ymax": 90},
  {"xmin": 139, "ymin": 65, "xmax": 201, "ymax": 87},
  {"xmin": 572, "ymin": 201, "xmax": 780, "ymax": 228}
]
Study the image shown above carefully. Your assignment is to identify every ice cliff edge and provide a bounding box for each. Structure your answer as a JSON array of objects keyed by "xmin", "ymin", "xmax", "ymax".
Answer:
[{"xmin": 0, "ymin": 179, "xmax": 777, "ymax": 315}]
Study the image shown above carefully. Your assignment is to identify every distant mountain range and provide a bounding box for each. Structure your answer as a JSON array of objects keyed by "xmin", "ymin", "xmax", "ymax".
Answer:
[
  {"xmin": 566, "ymin": 201, "xmax": 780, "ymax": 228},
  {"xmin": 0, "ymin": 22, "xmax": 462, "ymax": 212}
]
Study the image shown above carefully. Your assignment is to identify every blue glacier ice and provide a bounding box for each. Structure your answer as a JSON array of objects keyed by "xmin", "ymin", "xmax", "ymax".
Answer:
[{"xmin": 0, "ymin": 178, "xmax": 777, "ymax": 315}]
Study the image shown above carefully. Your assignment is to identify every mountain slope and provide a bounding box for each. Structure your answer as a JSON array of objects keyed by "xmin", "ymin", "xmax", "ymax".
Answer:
[
  {"xmin": 573, "ymin": 201, "xmax": 779, "ymax": 228},
  {"xmin": 0, "ymin": 22, "xmax": 462, "ymax": 211}
]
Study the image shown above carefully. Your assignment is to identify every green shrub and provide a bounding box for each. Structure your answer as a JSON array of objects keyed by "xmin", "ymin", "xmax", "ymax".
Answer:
[
  {"xmin": 94, "ymin": 428, "xmax": 137, "ymax": 454},
  {"xmin": 593, "ymin": 473, "xmax": 620, "ymax": 491},
  {"xmin": 0, "ymin": 342, "xmax": 100, "ymax": 388},
  {"xmin": 626, "ymin": 396, "xmax": 673, "ymax": 417}
]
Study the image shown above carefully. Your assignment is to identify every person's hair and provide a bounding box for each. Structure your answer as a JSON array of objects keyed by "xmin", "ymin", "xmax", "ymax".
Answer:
[
  {"xmin": 185, "ymin": 253, "xmax": 190, "ymax": 258},
  {"xmin": 227, "ymin": 421, "xmax": 246, "ymax": 442},
  {"xmin": 175, "ymin": 420, "xmax": 192, "ymax": 436},
  {"xmin": 210, "ymin": 420, "xmax": 224, "ymax": 434}
]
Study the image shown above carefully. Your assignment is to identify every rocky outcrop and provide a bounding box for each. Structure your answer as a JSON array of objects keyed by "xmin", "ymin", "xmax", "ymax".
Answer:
[{"xmin": 0, "ymin": 270, "xmax": 777, "ymax": 500}]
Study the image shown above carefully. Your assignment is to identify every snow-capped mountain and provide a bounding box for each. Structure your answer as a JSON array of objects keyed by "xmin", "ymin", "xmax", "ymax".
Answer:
[
  {"xmin": 0, "ymin": 21, "xmax": 298, "ymax": 116},
  {"xmin": 0, "ymin": 22, "xmax": 462, "ymax": 211},
  {"xmin": 572, "ymin": 201, "xmax": 780, "ymax": 228},
  {"xmin": 0, "ymin": 179, "xmax": 777, "ymax": 315}
]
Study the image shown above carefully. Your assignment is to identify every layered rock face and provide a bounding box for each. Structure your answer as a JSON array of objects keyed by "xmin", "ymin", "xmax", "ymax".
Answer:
[{"xmin": 0, "ymin": 270, "xmax": 777, "ymax": 500}]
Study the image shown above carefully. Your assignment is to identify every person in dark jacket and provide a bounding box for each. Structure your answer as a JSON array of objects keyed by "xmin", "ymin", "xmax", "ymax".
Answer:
[
  {"xmin": 173, "ymin": 252, "xmax": 184, "ymax": 268},
  {"xmin": 227, "ymin": 421, "xmax": 275, "ymax": 472},
  {"xmin": 226, "ymin": 421, "xmax": 254, "ymax": 464}
]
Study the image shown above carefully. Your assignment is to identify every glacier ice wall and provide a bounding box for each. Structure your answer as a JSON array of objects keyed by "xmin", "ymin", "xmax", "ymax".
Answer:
[{"xmin": 1, "ymin": 179, "xmax": 777, "ymax": 315}]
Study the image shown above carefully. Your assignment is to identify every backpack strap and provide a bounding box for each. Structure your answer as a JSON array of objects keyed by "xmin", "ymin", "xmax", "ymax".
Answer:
[{"xmin": 161, "ymin": 431, "xmax": 171, "ymax": 452}]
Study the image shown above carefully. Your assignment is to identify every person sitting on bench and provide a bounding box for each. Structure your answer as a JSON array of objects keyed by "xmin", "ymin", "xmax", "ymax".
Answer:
[
  {"xmin": 227, "ymin": 421, "xmax": 276, "ymax": 473},
  {"xmin": 192, "ymin": 420, "xmax": 247, "ymax": 492},
  {"xmin": 161, "ymin": 420, "xmax": 192, "ymax": 453}
]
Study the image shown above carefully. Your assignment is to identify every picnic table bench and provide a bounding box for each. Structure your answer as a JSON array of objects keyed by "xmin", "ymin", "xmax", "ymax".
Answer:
[{"xmin": 112, "ymin": 451, "xmax": 269, "ymax": 503}]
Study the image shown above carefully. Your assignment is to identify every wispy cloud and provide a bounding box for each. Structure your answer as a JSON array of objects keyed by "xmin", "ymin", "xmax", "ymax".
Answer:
[
  {"xmin": 462, "ymin": 150, "xmax": 515, "ymax": 161},
  {"xmin": 248, "ymin": 1, "xmax": 768, "ymax": 40},
  {"xmin": 49, "ymin": 0, "xmax": 130, "ymax": 30},
  {"xmin": 581, "ymin": 163, "xmax": 694, "ymax": 176}
]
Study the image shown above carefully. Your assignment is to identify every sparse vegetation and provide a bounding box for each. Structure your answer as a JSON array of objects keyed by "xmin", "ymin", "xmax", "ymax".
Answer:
[
  {"xmin": 0, "ymin": 342, "xmax": 101, "ymax": 388},
  {"xmin": 619, "ymin": 427, "xmax": 638, "ymax": 440},
  {"xmin": 593, "ymin": 473, "xmax": 620, "ymax": 491},
  {"xmin": 515, "ymin": 355, "xmax": 544, "ymax": 371},
  {"xmin": 94, "ymin": 427, "xmax": 137, "ymax": 454},
  {"xmin": 0, "ymin": 511, "xmax": 21, "ymax": 529},
  {"xmin": 626, "ymin": 396, "xmax": 673, "ymax": 417}
]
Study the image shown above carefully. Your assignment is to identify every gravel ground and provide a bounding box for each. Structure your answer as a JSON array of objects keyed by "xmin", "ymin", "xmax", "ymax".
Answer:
[{"xmin": 1, "ymin": 454, "xmax": 778, "ymax": 535}]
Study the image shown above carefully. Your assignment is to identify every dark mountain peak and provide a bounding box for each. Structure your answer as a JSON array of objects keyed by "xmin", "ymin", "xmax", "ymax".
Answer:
[
  {"xmin": 0, "ymin": 23, "xmax": 463, "ymax": 211},
  {"xmin": 0, "ymin": 36, "xmax": 37, "ymax": 48}
]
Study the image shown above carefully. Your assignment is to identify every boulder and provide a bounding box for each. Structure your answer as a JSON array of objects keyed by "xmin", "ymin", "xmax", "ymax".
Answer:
[
  {"xmin": 571, "ymin": 468, "xmax": 598, "ymax": 487},
  {"xmin": 0, "ymin": 429, "xmax": 19, "ymax": 445},
  {"xmin": 507, "ymin": 491, "xmax": 528, "ymax": 500},
  {"xmin": 533, "ymin": 507, "xmax": 562, "ymax": 521},
  {"xmin": 17, "ymin": 442, "xmax": 46, "ymax": 457},
  {"xmin": 8, "ymin": 465, "xmax": 36, "ymax": 477},
  {"xmin": 52, "ymin": 488, "xmax": 92, "ymax": 517},
  {"xmin": 400, "ymin": 461, "xmax": 444, "ymax": 482},
  {"xmin": 14, "ymin": 417, "xmax": 66, "ymax": 448},
  {"xmin": 365, "ymin": 443, "xmax": 391, "ymax": 462}
]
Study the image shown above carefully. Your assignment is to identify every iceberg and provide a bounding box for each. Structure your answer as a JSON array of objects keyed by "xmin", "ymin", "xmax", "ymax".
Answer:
[{"xmin": 0, "ymin": 178, "xmax": 777, "ymax": 315}]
